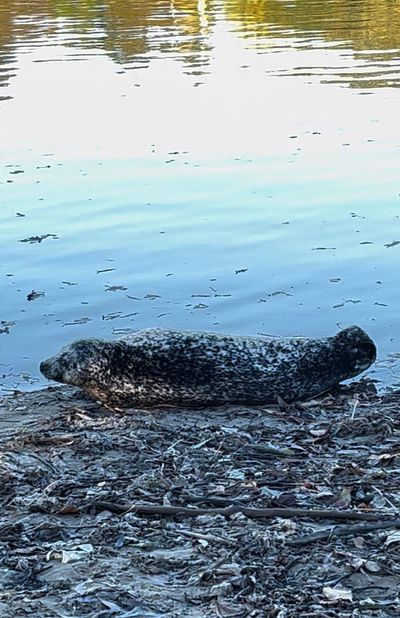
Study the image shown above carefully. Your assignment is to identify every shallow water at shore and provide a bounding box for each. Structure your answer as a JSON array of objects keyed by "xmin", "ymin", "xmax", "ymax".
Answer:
[{"xmin": 1, "ymin": 0, "xmax": 400, "ymax": 392}]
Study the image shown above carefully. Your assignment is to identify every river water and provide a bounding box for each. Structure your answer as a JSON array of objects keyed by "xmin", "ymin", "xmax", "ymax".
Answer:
[{"xmin": 1, "ymin": 0, "xmax": 400, "ymax": 392}]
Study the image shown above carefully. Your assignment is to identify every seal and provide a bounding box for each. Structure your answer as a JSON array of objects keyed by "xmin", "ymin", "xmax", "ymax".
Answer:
[{"xmin": 39, "ymin": 326, "xmax": 376, "ymax": 408}]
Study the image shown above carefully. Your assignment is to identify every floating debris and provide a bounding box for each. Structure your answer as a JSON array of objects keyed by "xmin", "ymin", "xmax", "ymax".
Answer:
[
  {"xmin": 105, "ymin": 285, "xmax": 127, "ymax": 292},
  {"xmin": 102, "ymin": 312, "xmax": 122, "ymax": 321},
  {"xmin": 384, "ymin": 240, "xmax": 400, "ymax": 248},
  {"xmin": 333, "ymin": 298, "xmax": 363, "ymax": 309},
  {"xmin": 102, "ymin": 312, "xmax": 139, "ymax": 321},
  {"xmin": 19, "ymin": 234, "xmax": 58, "ymax": 244},
  {"xmin": 0, "ymin": 320, "xmax": 15, "ymax": 335},
  {"xmin": 27, "ymin": 290, "xmax": 45, "ymax": 301},
  {"xmin": 267, "ymin": 291, "xmax": 293, "ymax": 298},
  {"xmin": 208, "ymin": 286, "xmax": 232, "ymax": 298},
  {"xmin": 62, "ymin": 317, "xmax": 91, "ymax": 326},
  {"xmin": 112, "ymin": 328, "xmax": 135, "ymax": 336},
  {"xmin": 311, "ymin": 246, "xmax": 336, "ymax": 251}
]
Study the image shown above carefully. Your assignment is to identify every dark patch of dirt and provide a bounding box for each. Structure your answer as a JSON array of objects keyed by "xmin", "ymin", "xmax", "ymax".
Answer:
[{"xmin": 1, "ymin": 382, "xmax": 400, "ymax": 617}]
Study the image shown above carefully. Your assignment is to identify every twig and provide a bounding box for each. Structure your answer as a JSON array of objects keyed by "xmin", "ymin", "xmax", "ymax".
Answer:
[
  {"xmin": 181, "ymin": 493, "xmax": 247, "ymax": 507},
  {"xmin": 178, "ymin": 529, "xmax": 238, "ymax": 546},
  {"xmin": 14, "ymin": 451, "xmax": 59, "ymax": 475},
  {"xmin": 287, "ymin": 518, "xmax": 400, "ymax": 547},
  {"xmin": 350, "ymin": 395, "xmax": 359, "ymax": 420},
  {"xmin": 89, "ymin": 500, "xmax": 390, "ymax": 522},
  {"xmin": 372, "ymin": 484, "xmax": 398, "ymax": 512}
]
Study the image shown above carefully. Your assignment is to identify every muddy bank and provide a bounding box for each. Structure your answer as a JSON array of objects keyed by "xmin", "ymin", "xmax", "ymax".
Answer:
[{"xmin": 1, "ymin": 383, "xmax": 400, "ymax": 617}]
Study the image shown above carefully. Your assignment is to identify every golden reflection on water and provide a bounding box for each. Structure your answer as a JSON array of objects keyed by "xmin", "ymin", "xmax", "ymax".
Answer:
[
  {"xmin": 227, "ymin": 0, "xmax": 400, "ymax": 50},
  {"xmin": 225, "ymin": 0, "xmax": 400, "ymax": 88},
  {"xmin": 1, "ymin": 0, "xmax": 400, "ymax": 91}
]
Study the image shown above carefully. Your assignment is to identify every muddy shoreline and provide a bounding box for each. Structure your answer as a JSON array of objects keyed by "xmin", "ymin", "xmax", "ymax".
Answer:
[{"xmin": 1, "ymin": 383, "xmax": 400, "ymax": 617}]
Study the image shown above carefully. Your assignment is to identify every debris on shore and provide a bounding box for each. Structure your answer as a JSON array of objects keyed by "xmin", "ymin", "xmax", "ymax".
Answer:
[{"xmin": 1, "ymin": 381, "xmax": 400, "ymax": 617}]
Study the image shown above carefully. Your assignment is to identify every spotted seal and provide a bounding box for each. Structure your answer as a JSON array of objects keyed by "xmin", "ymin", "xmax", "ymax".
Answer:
[{"xmin": 39, "ymin": 326, "xmax": 376, "ymax": 408}]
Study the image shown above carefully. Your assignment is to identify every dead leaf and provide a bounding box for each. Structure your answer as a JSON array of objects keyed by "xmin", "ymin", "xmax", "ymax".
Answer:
[
  {"xmin": 352, "ymin": 537, "xmax": 365, "ymax": 549},
  {"xmin": 310, "ymin": 428, "xmax": 327, "ymax": 437},
  {"xmin": 46, "ymin": 543, "xmax": 93, "ymax": 564},
  {"xmin": 364, "ymin": 560, "xmax": 380, "ymax": 573},
  {"xmin": 385, "ymin": 531, "xmax": 400, "ymax": 547},
  {"xmin": 332, "ymin": 487, "xmax": 352, "ymax": 508},
  {"xmin": 323, "ymin": 586, "xmax": 353, "ymax": 602}
]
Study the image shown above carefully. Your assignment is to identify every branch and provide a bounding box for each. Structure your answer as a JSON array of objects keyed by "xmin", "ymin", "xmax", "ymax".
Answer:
[
  {"xmin": 89, "ymin": 500, "xmax": 388, "ymax": 522},
  {"xmin": 287, "ymin": 518, "xmax": 400, "ymax": 547}
]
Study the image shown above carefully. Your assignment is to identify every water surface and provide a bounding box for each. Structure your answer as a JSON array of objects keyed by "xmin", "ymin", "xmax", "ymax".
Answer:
[{"xmin": 1, "ymin": 0, "xmax": 400, "ymax": 392}]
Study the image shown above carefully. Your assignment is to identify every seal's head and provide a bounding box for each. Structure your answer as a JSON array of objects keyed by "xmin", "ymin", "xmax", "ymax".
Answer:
[
  {"xmin": 40, "ymin": 338, "xmax": 106, "ymax": 387},
  {"xmin": 334, "ymin": 325, "xmax": 376, "ymax": 378}
]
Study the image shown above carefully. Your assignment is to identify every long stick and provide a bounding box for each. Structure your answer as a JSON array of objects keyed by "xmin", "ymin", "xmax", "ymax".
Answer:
[
  {"xmin": 287, "ymin": 518, "xmax": 400, "ymax": 547},
  {"xmin": 90, "ymin": 500, "xmax": 389, "ymax": 522}
]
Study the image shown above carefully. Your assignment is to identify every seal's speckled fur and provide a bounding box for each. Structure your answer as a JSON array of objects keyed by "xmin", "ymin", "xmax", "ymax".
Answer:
[{"xmin": 40, "ymin": 326, "xmax": 376, "ymax": 408}]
